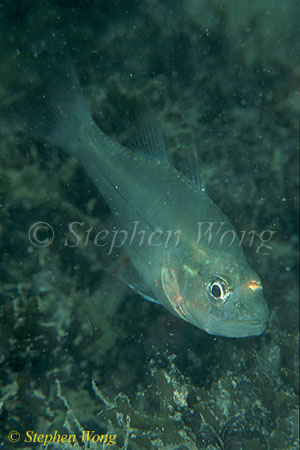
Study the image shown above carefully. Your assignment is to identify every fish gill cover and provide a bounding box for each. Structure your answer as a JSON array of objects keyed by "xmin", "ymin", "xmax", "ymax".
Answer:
[{"xmin": 0, "ymin": 0, "xmax": 299, "ymax": 449}]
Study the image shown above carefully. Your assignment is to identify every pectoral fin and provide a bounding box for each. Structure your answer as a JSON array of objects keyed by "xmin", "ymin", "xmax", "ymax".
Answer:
[{"xmin": 161, "ymin": 265, "xmax": 187, "ymax": 320}]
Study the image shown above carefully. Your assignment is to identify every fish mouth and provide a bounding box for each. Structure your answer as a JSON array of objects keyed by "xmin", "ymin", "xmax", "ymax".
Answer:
[
  {"xmin": 239, "ymin": 319, "xmax": 267, "ymax": 327},
  {"xmin": 207, "ymin": 318, "xmax": 268, "ymax": 338}
]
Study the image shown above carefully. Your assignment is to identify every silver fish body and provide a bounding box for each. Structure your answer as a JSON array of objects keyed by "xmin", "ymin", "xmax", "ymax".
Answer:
[{"xmin": 36, "ymin": 54, "xmax": 269, "ymax": 338}]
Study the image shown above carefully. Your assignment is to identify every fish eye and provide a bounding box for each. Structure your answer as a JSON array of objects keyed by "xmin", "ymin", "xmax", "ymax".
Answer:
[{"xmin": 208, "ymin": 277, "xmax": 231, "ymax": 304}]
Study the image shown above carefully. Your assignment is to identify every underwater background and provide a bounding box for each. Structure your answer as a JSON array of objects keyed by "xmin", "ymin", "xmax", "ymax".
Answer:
[{"xmin": 0, "ymin": 0, "xmax": 299, "ymax": 449}]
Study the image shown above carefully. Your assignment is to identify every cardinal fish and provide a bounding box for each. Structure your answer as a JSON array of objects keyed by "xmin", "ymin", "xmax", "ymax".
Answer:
[{"xmin": 33, "ymin": 46, "xmax": 268, "ymax": 338}]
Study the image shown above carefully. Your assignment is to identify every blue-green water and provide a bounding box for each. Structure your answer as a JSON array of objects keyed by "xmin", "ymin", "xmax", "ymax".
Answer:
[{"xmin": 0, "ymin": 1, "xmax": 299, "ymax": 449}]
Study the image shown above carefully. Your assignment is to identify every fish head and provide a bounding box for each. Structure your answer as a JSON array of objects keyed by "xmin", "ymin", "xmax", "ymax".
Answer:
[
  {"xmin": 199, "ymin": 268, "xmax": 269, "ymax": 338},
  {"xmin": 161, "ymin": 250, "xmax": 269, "ymax": 338}
]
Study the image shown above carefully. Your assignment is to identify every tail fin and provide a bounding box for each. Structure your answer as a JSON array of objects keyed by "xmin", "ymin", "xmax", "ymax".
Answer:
[{"xmin": 31, "ymin": 32, "xmax": 92, "ymax": 157}]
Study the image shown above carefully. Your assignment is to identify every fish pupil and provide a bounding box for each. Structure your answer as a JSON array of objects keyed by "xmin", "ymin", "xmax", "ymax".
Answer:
[{"xmin": 211, "ymin": 283, "xmax": 222, "ymax": 298}]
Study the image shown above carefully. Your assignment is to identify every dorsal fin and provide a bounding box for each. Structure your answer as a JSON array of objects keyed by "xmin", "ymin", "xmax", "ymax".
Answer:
[
  {"xmin": 132, "ymin": 112, "xmax": 168, "ymax": 163},
  {"xmin": 176, "ymin": 137, "xmax": 206, "ymax": 192}
]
